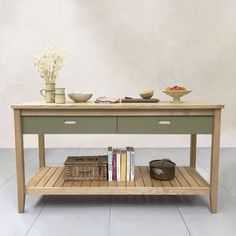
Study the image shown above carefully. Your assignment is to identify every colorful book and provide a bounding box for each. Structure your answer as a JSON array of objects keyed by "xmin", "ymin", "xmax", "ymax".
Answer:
[
  {"xmin": 108, "ymin": 147, "xmax": 113, "ymax": 181},
  {"xmin": 112, "ymin": 151, "xmax": 117, "ymax": 181},
  {"xmin": 130, "ymin": 147, "xmax": 135, "ymax": 181},
  {"xmin": 116, "ymin": 149, "xmax": 121, "ymax": 181},
  {"xmin": 120, "ymin": 150, "xmax": 127, "ymax": 181},
  {"xmin": 126, "ymin": 147, "xmax": 131, "ymax": 181}
]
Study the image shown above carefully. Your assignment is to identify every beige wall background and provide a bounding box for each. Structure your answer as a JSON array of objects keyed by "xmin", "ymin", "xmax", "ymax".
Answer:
[{"xmin": 0, "ymin": 0, "xmax": 235, "ymax": 148}]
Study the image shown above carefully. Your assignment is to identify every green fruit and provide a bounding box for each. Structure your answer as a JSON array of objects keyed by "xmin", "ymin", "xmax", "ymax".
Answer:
[{"xmin": 140, "ymin": 90, "xmax": 154, "ymax": 99}]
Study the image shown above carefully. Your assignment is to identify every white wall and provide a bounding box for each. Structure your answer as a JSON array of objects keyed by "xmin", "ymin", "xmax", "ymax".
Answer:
[{"xmin": 0, "ymin": 0, "xmax": 235, "ymax": 148}]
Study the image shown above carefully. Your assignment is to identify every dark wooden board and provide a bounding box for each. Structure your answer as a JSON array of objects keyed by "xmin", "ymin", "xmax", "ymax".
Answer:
[{"xmin": 121, "ymin": 98, "xmax": 159, "ymax": 103}]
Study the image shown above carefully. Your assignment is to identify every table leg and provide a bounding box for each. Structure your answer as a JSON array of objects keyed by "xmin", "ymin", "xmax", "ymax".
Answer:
[
  {"xmin": 210, "ymin": 110, "xmax": 221, "ymax": 213},
  {"xmin": 190, "ymin": 134, "xmax": 197, "ymax": 169},
  {"xmin": 38, "ymin": 134, "xmax": 45, "ymax": 168},
  {"xmin": 14, "ymin": 110, "xmax": 25, "ymax": 213}
]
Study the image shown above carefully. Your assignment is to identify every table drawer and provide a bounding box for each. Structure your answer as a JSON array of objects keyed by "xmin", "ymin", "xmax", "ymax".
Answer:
[
  {"xmin": 117, "ymin": 116, "xmax": 213, "ymax": 134},
  {"xmin": 22, "ymin": 116, "xmax": 117, "ymax": 134}
]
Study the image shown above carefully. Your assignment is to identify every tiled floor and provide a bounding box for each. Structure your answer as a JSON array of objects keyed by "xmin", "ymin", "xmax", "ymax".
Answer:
[{"xmin": 1, "ymin": 148, "xmax": 236, "ymax": 236}]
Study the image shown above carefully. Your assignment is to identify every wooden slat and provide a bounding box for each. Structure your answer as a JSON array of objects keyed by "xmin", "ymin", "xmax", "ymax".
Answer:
[
  {"xmin": 134, "ymin": 167, "xmax": 144, "ymax": 187},
  {"xmin": 170, "ymin": 177, "xmax": 181, "ymax": 187},
  {"xmin": 148, "ymin": 166, "xmax": 162, "ymax": 187},
  {"xmin": 72, "ymin": 181, "xmax": 82, "ymax": 187},
  {"xmin": 140, "ymin": 166, "xmax": 152, "ymax": 187},
  {"xmin": 178, "ymin": 167, "xmax": 198, "ymax": 187},
  {"xmin": 175, "ymin": 168, "xmax": 190, "ymax": 187},
  {"xmin": 81, "ymin": 181, "xmax": 91, "ymax": 187},
  {"xmin": 126, "ymin": 181, "xmax": 135, "ymax": 187},
  {"xmin": 45, "ymin": 168, "xmax": 63, "ymax": 187},
  {"xmin": 151, "ymin": 178, "xmax": 162, "ymax": 187},
  {"xmin": 27, "ymin": 167, "xmax": 49, "ymax": 187},
  {"xmin": 34, "ymin": 168, "xmax": 54, "ymax": 187},
  {"xmin": 54, "ymin": 170, "xmax": 65, "ymax": 187},
  {"xmin": 36, "ymin": 168, "xmax": 57, "ymax": 187},
  {"xmin": 108, "ymin": 181, "xmax": 117, "ymax": 187},
  {"xmin": 186, "ymin": 167, "xmax": 209, "ymax": 187},
  {"xmin": 117, "ymin": 181, "xmax": 126, "ymax": 187},
  {"xmin": 63, "ymin": 180, "xmax": 73, "ymax": 187},
  {"xmin": 99, "ymin": 181, "xmax": 108, "ymax": 187},
  {"xmin": 90, "ymin": 181, "xmax": 99, "ymax": 187},
  {"xmin": 161, "ymin": 180, "xmax": 172, "ymax": 187}
]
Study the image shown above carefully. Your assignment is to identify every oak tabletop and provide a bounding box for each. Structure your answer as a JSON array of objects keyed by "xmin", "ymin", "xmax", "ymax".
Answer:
[{"xmin": 11, "ymin": 101, "xmax": 224, "ymax": 110}]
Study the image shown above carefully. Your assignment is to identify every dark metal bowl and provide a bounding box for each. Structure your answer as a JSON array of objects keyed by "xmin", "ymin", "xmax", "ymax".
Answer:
[{"xmin": 149, "ymin": 159, "xmax": 176, "ymax": 181}]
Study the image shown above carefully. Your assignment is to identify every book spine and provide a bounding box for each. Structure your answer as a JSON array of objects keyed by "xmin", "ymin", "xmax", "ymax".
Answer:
[
  {"xmin": 126, "ymin": 147, "xmax": 130, "ymax": 181},
  {"xmin": 130, "ymin": 147, "xmax": 135, "ymax": 181},
  {"xmin": 121, "ymin": 151, "xmax": 127, "ymax": 181},
  {"xmin": 112, "ymin": 152, "xmax": 117, "ymax": 181},
  {"xmin": 108, "ymin": 147, "xmax": 112, "ymax": 181},
  {"xmin": 116, "ymin": 150, "xmax": 121, "ymax": 181}
]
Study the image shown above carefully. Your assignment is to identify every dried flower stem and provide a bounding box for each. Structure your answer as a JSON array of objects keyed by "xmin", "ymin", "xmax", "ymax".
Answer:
[{"xmin": 34, "ymin": 47, "xmax": 65, "ymax": 83}]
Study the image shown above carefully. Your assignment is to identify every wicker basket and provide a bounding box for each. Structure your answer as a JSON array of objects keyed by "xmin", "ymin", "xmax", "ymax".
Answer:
[{"xmin": 64, "ymin": 155, "xmax": 108, "ymax": 181}]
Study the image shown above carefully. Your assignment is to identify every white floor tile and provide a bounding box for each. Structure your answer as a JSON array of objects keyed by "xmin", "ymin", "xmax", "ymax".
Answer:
[
  {"xmin": 109, "ymin": 196, "xmax": 190, "ymax": 236},
  {"xmin": 0, "ymin": 160, "xmax": 47, "ymax": 236},
  {"xmin": 27, "ymin": 196, "xmax": 110, "ymax": 236},
  {"xmin": 0, "ymin": 149, "xmax": 37, "ymax": 186},
  {"xmin": 175, "ymin": 165, "xmax": 236, "ymax": 236}
]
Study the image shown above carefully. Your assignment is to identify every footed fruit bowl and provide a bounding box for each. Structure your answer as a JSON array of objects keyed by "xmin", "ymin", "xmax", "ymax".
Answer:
[{"xmin": 163, "ymin": 86, "xmax": 191, "ymax": 103}]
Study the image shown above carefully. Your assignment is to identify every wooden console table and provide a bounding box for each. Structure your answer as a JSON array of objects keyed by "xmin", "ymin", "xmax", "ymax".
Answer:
[{"xmin": 12, "ymin": 101, "xmax": 224, "ymax": 213}]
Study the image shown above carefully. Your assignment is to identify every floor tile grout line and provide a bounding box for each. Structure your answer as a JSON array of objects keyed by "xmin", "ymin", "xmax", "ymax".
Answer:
[
  {"xmin": 196, "ymin": 160, "xmax": 236, "ymax": 203},
  {"xmin": 0, "ymin": 150, "xmax": 38, "ymax": 189},
  {"xmin": 25, "ymin": 196, "xmax": 50, "ymax": 236},
  {"xmin": 107, "ymin": 196, "xmax": 112, "ymax": 236},
  {"xmin": 183, "ymin": 147, "xmax": 236, "ymax": 201},
  {"xmin": 173, "ymin": 198, "xmax": 192, "ymax": 236},
  {"xmin": 0, "ymin": 174, "xmax": 16, "ymax": 189}
]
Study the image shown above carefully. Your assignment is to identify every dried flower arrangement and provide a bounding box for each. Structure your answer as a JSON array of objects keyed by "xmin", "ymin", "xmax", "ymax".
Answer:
[{"xmin": 34, "ymin": 47, "xmax": 65, "ymax": 83}]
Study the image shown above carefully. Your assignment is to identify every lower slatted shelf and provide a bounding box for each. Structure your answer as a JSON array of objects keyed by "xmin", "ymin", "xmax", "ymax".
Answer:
[{"xmin": 26, "ymin": 166, "xmax": 210, "ymax": 195}]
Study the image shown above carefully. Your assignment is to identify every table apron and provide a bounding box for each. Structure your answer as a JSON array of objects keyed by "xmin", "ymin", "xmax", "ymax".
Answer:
[{"xmin": 22, "ymin": 116, "xmax": 213, "ymax": 134}]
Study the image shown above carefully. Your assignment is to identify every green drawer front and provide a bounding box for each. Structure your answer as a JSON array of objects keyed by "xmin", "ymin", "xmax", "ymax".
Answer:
[
  {"xmin": 22, "ymin": 116, "xmax": 117, "ymax": 134},
  {"xmin": 118, "ymin": 116, "xmax": 213, "ymax": 134}
]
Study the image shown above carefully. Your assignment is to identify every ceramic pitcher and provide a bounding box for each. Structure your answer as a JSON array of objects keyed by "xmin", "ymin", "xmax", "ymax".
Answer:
[{"xmin": 40, "ymin": 83, "xmax": 55, "ymax": 103}]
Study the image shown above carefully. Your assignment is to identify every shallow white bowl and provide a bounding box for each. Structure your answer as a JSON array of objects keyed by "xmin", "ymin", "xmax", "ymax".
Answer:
[{"xmin": 68, "ymin": 93, "xmax": 93, "ymax": 103}]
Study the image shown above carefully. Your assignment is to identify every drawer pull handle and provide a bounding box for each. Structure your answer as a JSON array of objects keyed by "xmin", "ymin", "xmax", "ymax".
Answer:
[
  {"xmin": 64, "ymin": 121, "xmax": 77, "ymax": 125},
  {"xmin": 158, "ymin": 120, "xmax": 171, "ymax": 125}
]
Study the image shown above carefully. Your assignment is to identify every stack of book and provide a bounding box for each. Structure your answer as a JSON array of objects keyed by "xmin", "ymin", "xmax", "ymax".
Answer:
[{"xmin": 107, "ymin": 147, "xmax": 135, "ymax": 182}]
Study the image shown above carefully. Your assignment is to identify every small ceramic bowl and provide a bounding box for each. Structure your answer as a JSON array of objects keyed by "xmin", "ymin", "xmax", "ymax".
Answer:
[
  {"xmin": 139, "ymin": 90, "xmax": 154, "ymax": 99},
  {"xmin": 68, "ymin": 93, "xmax": 93, "ymax": 103},
  {"xmin": 162, "ymin": 90, "xmax": 191, "ymax": 103}
]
